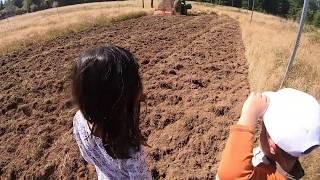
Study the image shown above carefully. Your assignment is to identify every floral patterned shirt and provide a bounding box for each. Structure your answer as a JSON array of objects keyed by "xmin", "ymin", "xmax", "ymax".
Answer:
[{"xmin": 73, "ymin": 111, "xmax": 152, "ymax": 180}]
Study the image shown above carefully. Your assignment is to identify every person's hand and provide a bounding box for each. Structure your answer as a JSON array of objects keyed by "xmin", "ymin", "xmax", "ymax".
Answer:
[{"xmin": 238, "ymin": 92, "xmax": 269, "ymax": 129}]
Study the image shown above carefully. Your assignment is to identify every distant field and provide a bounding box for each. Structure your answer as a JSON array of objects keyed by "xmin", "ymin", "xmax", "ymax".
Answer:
[
  {"xmin": 0, "ymin": 1, "xmax": 153, "ymax": 55},
  {"xmin": 0, "ymin": 0, "xmax": 319, "ymax": 179}
]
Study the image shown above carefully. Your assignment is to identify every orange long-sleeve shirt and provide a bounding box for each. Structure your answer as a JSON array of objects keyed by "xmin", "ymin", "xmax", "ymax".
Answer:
[{"xmin": 217, "ymin": 125, "xmax": 304, "ymax": 180}]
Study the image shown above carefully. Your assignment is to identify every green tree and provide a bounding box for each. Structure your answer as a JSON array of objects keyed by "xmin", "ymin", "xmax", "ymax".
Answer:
[
  {"xmin": 22, "ymin": 0, "xmax": 31, "ymax": 12},
  {"xmin": 313, "ymin": 11, "xmax": 320, "ymax": 27},
  {"xmin": 52, "ymin": 0, "xmax": 58, "ymax": 7},
  {"xmin": 278, "ymin": 0, "xmax": 290, "ymax": 17},
  {"xmin": 0, "ymin": 1, "xmax": 4, "ymax": 10},
  {"xmin": 12, "ymin": 0, "xmax": 24, "ymax": 8},
  {"xmin": 3, "ymin": 1, "xmax": 18, "ymax": 16},
  {"xmin": 29, "ymin": 3, "xmax": 37, "ymax": 11}
]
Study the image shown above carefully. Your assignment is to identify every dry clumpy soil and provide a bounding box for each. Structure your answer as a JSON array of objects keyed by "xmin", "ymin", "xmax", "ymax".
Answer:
[{"xmin": 0, "ymin": 15, "xmax": 250, "ymax": 179}]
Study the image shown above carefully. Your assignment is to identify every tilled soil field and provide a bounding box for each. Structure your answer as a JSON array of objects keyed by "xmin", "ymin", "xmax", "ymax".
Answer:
[{"xmin": 0, "ymin": 14, "xmax": 250, "ymax": 179}]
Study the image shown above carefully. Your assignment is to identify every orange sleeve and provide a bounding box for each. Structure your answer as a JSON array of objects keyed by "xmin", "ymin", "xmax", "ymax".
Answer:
[{"xmin": 217, "ymin": 124, "xmax": 255, "ymax": 180}]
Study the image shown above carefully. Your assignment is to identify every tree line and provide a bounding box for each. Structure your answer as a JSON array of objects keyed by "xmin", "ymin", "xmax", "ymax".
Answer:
[
  {"xmin": 1, "ymin": 0, "xmax": 320, "ymax": 27},
  {"xmin": 199, "ymin": 0, "xmax": 320, "ymax": 27}
]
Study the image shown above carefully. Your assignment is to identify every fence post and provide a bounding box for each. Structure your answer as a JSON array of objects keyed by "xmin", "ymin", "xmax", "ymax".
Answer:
[{"xmin": 250, "ymin": 0, "xmax": 255, "ymax": 23}]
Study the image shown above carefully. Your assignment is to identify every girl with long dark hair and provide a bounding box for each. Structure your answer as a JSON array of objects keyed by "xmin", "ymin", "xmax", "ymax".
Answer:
[{"xmin": 72, "ymin": 44, "xmax": 151, "ymax": 179}]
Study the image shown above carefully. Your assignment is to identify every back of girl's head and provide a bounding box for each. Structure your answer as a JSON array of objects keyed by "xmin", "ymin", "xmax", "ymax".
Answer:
[{"xmin": 72, "ymin": 44, "xmax": 144, "ymax": 159}]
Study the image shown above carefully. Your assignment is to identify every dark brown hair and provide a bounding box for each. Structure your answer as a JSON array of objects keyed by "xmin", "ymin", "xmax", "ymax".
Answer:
[{"xmin": 72, "ymin": 44, "xmax": 144, "ymax": 159}]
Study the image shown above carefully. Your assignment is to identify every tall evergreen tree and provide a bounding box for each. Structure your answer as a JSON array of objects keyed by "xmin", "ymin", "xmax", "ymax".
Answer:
[
  {"xmin": 22, "ymin": 0, "xmax": 31, "ymax": 12},
  {"xmin": 12, "ymin": 0, "xmax": 23, "ymax": 8},
  {"xmin": 0, "ymin": 1, "xmax": 4, "ymax": 10}
]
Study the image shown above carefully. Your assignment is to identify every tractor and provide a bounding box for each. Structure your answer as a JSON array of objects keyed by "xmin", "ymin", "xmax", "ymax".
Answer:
[
  {"xmin": 174, "ymin": 0, "xmax": 192, "ymax": 15},
  {"xmin": 156, "ymin": 0, "xmax": 192, "ymax": 15}
]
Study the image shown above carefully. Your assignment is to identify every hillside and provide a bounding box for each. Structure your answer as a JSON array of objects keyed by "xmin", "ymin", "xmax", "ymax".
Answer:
[{"xmin": 0, "ymin": 1, "xmax": 319, "ymax": 179}]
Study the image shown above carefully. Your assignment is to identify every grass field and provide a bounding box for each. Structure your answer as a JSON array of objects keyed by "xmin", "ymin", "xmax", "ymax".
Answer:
[{"xmin": 0, "ymin": 0, "xmax": 319, "ymax": 179}]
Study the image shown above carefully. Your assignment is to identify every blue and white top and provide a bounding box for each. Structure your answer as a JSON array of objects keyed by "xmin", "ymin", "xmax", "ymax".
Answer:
[{"xmin": 73, "ymin": 111, "xmax": 152, "ymax": 180}]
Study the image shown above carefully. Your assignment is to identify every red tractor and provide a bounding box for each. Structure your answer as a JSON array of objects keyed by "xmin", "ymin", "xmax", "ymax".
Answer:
[{"xmin": 155, "ymin": 0, "xmax": 192, "ymax": 15}]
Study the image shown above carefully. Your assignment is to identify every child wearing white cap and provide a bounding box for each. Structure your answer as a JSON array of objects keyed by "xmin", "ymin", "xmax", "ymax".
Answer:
[{"xmin": 217, "ymin": 88, "xmax": 320, "ymax": 180}]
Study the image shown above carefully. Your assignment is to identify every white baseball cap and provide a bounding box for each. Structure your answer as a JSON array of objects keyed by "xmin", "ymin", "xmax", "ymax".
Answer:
[{"xmin": 262, "ymin": 88, "xmax": 320, "ymax": 157}]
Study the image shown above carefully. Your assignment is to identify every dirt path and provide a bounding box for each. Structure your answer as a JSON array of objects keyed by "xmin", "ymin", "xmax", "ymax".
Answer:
[{"xmin": 0, "ymin": 14, "xmax": 250, "ymax": 179}]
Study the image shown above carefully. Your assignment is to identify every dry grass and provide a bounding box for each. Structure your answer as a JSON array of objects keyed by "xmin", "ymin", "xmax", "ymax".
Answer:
[
  {"xmin": 190, "ymin": 3, "xmax": 320, "ymax": 179},
  {"xmin": 1, "ymin": 1, "xmax": 319, "ymax": 179},
  {"xmin": 191, "ymin": 2, "xmax": 320, "ymax": 97},
  {"xmin": 0, "ymin": 1, "xmax": 153, "ymax": 55}
]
